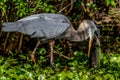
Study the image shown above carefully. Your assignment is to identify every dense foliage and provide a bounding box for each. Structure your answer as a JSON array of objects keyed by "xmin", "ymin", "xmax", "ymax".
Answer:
[
  {"xmin": 0, "ymin": 52, "xmax": 120, "ymax": 80},
  {"xmin": 0, "ymin": 0, "xmax": 120, "ymax": 79},
  {"xmin": 0, "ymin": 51, "xmax": 120, "ymax": 80}
]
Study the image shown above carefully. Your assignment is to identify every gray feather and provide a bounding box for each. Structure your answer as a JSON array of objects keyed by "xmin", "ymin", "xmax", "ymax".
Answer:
[
  {"xmin": 2, "ymin": 22, "xmax": 21, "ymax": 32},
  {"xmin": 2, "ymin": 13, "xmax": 70, "ymax": 40},
  {"xmin": 18, "ymin": 18, "xmax": 69, "ymax": 38}
]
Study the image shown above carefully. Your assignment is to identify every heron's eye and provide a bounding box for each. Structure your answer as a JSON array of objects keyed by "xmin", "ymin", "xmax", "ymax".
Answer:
[
  {"xmin": 96, "ymin": 25, "xmax": 100, "ymax": 29},
  {"xmin": 95, "ymin": 30, "xmax": 100, "ymax": 38}
]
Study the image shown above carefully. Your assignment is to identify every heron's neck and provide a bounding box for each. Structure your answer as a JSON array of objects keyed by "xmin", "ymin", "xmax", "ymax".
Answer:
[{"xmin": 66, "ymin": 26, "xmax": 84, "ymax": 42}]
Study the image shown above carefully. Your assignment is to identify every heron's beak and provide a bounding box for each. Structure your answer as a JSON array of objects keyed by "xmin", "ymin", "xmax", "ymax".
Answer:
[
  {"xmin": 88, "ymin": 27, "xmax": 100, "ymax": 57},
  {"xmin": 88, "ymin": 37, "xmax": 93, "ymax": 57}
]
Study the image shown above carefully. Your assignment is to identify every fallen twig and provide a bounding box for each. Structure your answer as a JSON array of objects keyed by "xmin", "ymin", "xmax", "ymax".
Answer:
[
  {"xmin": 53, "ymin": 51, "xmax": 70, "ymax": 60},
  {"xmin": 3, "ymin": 32, "xmax": 10, "ymax": 51},
  {"xmin": 58, "ymin": 0, "xmax": 76, "ymax": 13},
  {"xmin": 18, "ymin": 34, "xmax": 23, "ymax": 53}
]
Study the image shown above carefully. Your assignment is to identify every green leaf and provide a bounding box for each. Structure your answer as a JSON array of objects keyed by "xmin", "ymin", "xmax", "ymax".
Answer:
[
  {"xmin": 24, "ymin": 64, "xmax": 32, "ymax": 69},
  {"xmin": 86, "ymin": 3, "xmax": 91, "ymax": 7},
  {"xmin": 50, "ymin": 9, "xmax": 55, "ymax": 13},
  {"xmin": 0, "ymin": 56, "xmax": 4, "ymax": 63},
  {"xmin": 105, "ymin": 0, "xmax": 110, "ymax": 6},
  {"xmin": 110, "ymin": 0, "xmax": 116, "ymax": 7},
  {"xmin": 45, "ymin": 8, "xmax": 50, "ymax": 13},
  {"xmin": 38, "ymin": 48, "xmax": 46, "ymax": 55},
  {"xmin": 66, "ymin": 71, "xmax": 73, "ymax": 79}
]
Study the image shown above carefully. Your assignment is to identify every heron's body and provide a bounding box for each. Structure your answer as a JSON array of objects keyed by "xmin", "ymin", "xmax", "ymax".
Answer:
[
  {"xmin": 3, "ymin": 13, "xmax": 70, "ymax": 41},
  {"xmin": 2, "ymin": 13, "xmax": 100, "ymax": 68},
  {"xmin": 2, "ymin": 13, "xmax": 98, "ymax": 42}
]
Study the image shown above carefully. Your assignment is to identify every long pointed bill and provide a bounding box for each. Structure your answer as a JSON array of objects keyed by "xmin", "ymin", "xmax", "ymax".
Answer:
[{"xmin": 88, "ymin": 37, "xmax": 93, "ymax": 57}]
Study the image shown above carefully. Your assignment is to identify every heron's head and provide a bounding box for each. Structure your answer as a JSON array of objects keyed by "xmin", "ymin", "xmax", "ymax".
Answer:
[{"xmin": 95, "ymin": 24, "xmax": 100, "ymax": 38}]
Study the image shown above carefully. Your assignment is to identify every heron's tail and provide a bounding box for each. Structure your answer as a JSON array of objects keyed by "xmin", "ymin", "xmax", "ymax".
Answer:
[{"xmin": 2, "ymin": 22, "xmax": 19, "ymax": 32}]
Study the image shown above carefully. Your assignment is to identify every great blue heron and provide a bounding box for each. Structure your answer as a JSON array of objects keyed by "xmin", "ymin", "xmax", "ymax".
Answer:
[{"xmin": 2, "ymin": 13, "xmax": 100, "ymax": 68}]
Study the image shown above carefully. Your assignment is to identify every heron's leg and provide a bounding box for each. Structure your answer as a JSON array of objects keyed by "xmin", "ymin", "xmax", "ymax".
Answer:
[
  {"xmin": 49, "ymin": 39, "xmax": 55, "ymax": 68},
  {"xmin": 31, "ymin": 40, "xmax": 41, "ymax": 64},
  {"xmin": 88, "ymin": 37, "xmax": 93, "ymax": 57}
]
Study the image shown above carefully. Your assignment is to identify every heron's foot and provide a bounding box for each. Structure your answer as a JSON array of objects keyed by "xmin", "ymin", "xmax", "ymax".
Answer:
[{"xmin": 31, "ymin": 53, "xmax": 36, "ymax": 64}]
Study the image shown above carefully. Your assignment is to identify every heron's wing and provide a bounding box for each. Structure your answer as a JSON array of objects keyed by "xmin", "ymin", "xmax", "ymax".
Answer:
[
  {"xmin": 38, "ymin": 20, "xmax": 70, "ymax": 39},
  {"xmin": 2, "ymin": 22, "xmax": 22, "ymax": 32},
  {"xmin": 2, "ymin": 14, "xmax": 71, "ymax": 39},
  {"xmin": 41, "ymin": 13, "xmax": 71, "ymax": 23},
  {"xmin": 2, "ymin": 14, "xmax": 41, "ymax": 32},
  {"xmin": 18, "ymin": 14, "xmax": 41, "ymax": 21},
  {"xmin": 18, "ymin": 18, "xmax": 70, "ymax": 39},
  {"xmin": 19, "ymin": 13, "xmax": 71, "ymax": 23}
]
